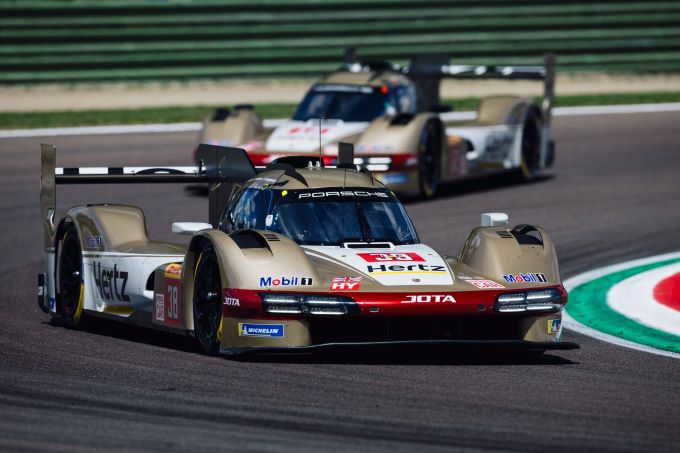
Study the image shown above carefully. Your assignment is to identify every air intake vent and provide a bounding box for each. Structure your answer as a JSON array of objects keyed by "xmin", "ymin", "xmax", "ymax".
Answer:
[
  {"xmin": 263, "ymin": 233, "xmax": 280, "ymax": 241},
  {"xmin": 497, "ymin": 230, "xmax": 514, "ymax": 239}
]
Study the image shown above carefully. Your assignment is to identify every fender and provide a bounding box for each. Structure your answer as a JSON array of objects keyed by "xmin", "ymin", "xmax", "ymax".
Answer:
[
  {"xmin": 182, "ymin": 229, "xmax": 319, "ymax": 330},
  {"xmin": 457, "ymin": 224, "xmax": 561, "ymax": 285},
  {"xmin": 200, "ymin": 106, "xmax": 265, "ymax": 149},
  {"xmin": 356, "ymin": 112, "xmax": 436, "ymax": 153}
]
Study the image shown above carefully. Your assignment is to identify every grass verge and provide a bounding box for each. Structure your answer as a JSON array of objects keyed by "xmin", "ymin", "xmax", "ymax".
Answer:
[{"xmin": 1, "ymin": 92, "xmax": 679, "ymax": 130}]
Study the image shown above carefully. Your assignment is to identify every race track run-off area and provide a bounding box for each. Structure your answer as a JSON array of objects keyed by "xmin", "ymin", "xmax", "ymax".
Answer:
[
  {"xmin": 1, "ymin": 109, "xmax": 680, "ymax": 451},
  {"xmin": 565, "ymin": 252, "xmax": 680, "ymax": 358}
]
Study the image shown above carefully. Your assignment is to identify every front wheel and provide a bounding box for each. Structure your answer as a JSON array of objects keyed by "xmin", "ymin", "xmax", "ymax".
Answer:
[
  {"xmin": 417, "ymin": 120, "xmax": 443, "ymax": 199},
  {"xmin": 519, "ymin": 109, "xmax": 542, "ymax": 180},
  {"xmin": 193, "ymin": 243, "xmax": 223, "ymax": 355},
  {"xmin": 56, "ymin": 223, "xmax": 85, "ymax": 327}
]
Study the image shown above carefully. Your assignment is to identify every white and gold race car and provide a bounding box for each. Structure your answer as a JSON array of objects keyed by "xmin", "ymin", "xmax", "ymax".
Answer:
[
  {"xmin": 38, "ymin": 143, "xmax": 576, "ymax": 356},
  {"xmin": 198, "ymin": 51, "xmax": 556, "ymax": 198}
]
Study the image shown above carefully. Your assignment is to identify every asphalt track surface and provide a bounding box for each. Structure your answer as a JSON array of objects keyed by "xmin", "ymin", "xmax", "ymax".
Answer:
[{"xmin": 1, "ymin": 112, "xmax": 680, "ymax": 451}]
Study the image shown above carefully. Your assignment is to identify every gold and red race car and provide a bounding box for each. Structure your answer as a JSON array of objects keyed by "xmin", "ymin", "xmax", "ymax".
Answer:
[
  {"xmin": 38, "ymin": 143, "xmax": 576, "ymax": 356},
  {"xmin": 198, "ymin": 51, "xmax": 556, "ymax": 198}
]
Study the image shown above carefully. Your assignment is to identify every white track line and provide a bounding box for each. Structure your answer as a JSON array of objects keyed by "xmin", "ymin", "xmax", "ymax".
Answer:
[
  {"xmin": 563, "ymin": 251, "xmax": 680, "ymax": 359},
  {"xmin": 608, "ymin": 263, "xmax": 680, "ymax": 337},
  {"xmin": 3, "ymin": 103, "xmax": 680, "ymax": 139}
]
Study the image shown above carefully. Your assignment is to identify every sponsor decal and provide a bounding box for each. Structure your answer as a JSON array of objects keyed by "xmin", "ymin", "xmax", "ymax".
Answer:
[
  {"xmin": 259, "ymin": 276, "xmax": 313, "ymax": 287},
  {"xmin": 93, "ymin": 262, "xmax": 129, "ymax": 302},
  {"xmin": 502, "ymin": 273, "xmax": 548, "ymax": 284},
  {"xmin": 313, "ymin": 84, "xmax": 373, "ymax": 94},
  {"xmin": 484, "ymin": 132, "xmax": 514, "ymax": 160},
  {"xmin": 238, "ymin": 323, "xmax": 284, "ymax": 338},
  {"xmin": 289, "ymin": 126, "xmax": 329, "ymax": 135},
  {"xmin": 155, "ymin": 294, "xmax": 165, "ymax": 321},
  {"xmin": 298, "ymin": 191, "xmax": 388, "ymax": 199},
  {"xmin": 366, "ymin": 263, "xmax": 446, "ymax": 274},
  {"xmin": 548, "ymin": 319, "xmax": 561, "ymax": 333},
  {"xmin": 464, "ymin": 279, "xmax": 505, "ymax": 289},
  {"xmin": 49, "ymin": 297, "xmax": 56, "ymax": 311},
  {"xmin": 401, "ymin": 294, "xmax": 456, "ymax": 304},
  {"xmin": 224, "ymin": 297, "xmax": 240, "ymax": 307},
  {"xmin": 330, "ymin": 276, "xmax": 362, "ymax": 291},
  {"xmin": 240, "ymin": 140, "xmax": 264, "ymax": 152},
  {"xmin": 380, "ymin": 173, "xmax": 409, "ymax": 184},
  {"xmin": 357, "ymin": 144, "xmax": 394, "ymax": 153},
  {"xmin": 164, "ymin": 263, "xmax": 182, "ymax": 280},
  {"xmin": 358, "ymin": 252, "xmax": 424, "ymax": 263},
  {"xmin": 85, "ymin": 235, "xmax": 103, "ymax": 250}
]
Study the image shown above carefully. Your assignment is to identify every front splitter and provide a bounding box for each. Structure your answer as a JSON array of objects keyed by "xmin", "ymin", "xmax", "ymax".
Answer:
[{"xmin": 220, "ymin": 339, "xmax": 579, "ymax": 357}]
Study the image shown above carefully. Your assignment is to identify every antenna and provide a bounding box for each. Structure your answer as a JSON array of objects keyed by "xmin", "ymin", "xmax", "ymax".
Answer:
[{"xmin": 318, "ymin": 116, "xmax": 324, "ymax": 164}]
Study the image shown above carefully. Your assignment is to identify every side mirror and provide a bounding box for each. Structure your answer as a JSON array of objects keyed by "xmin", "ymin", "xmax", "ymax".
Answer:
[
  {"xmin": 481, "ymin": 213, "xmax": 508, "ymax": 227},
  {"xmin": 171, "ymin": 222, "xmax": 213, "ymax": 236}
]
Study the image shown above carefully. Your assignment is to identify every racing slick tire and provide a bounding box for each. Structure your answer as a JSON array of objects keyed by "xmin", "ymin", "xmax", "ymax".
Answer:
[
  {"xmin": 56, "ymin": 223, "xmax": 85, "ymax": 327},
  {"xmin": 417, "ymin": 119, "xmax": 443, "ymax": 198},
  {"xmin": 192, "ymin": 242, "xmax": 224, "ymax": 356},
  {"xmin": 518, "ymin": 107, "xmax": 542, "ymax": 180}
]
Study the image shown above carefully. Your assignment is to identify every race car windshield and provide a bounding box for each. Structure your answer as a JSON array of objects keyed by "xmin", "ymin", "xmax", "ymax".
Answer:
[
  {"xmin": 268, "ymin": 189, "xmax": 419, "ymax": 246},
  {"xmin": 292, "ymin": 84, "xmax": 389, "ymax": 122}
]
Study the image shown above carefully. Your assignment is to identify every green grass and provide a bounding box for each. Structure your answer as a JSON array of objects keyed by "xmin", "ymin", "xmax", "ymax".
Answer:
[{"xmin": 1, "ymin": 92, "xmax": 679, "ymax": 130}]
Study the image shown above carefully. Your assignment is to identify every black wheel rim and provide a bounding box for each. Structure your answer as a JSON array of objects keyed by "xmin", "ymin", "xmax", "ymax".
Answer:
[
  {"xmin": 59, "ymin": 231, "xmax": 82, "ymax": 317},
  {"xmin": 194, "ymin": 249, "xmax": 222, "ymax": 348}
]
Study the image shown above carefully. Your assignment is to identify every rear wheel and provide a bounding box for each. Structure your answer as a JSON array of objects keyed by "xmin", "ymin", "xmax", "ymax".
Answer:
[
  {"xmin": 193, "ymin": 243, "xmax": 223, "ymax": 355},
  {"xmin": 56, "ymin": 223, "xmax": 85, "ymax": 327},
  {"xmin": 417, "ymin": 120, "xmax": 443, "ymax": 198}
]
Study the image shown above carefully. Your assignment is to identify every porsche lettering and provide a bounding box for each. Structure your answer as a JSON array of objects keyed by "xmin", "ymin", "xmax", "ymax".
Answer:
[{"xmin": 298, "ymin": 191, "xmax": 388, "ymax": 199}]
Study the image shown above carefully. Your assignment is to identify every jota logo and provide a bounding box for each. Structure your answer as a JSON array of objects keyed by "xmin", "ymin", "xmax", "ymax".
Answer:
[
  {"xmin": 259, "ymin": 276, "xmax": 313, "ymax": 287},
  {"xmin": 502, "ymin": 273, "xmax": 548, "ymax": 283},
  {"xmin": 366, "ymin": 264, "xmax": 446, "ymax": 273},
  {"xmin": 401, "ymin": 294, "xmax": 456, "ymax": 304},
  {"xmin": 93, "ymin": 261, "xmax": 130, "ymax": 302},
  {"xmin": 330, "ymin": 276, "xmax": 362, "ymax": 291},
  {"xmin": 358, "ymin": 252, "xmax": 424, "ymax": 262}
]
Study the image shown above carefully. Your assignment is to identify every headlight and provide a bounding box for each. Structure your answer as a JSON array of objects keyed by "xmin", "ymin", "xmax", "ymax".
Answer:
[
  {"xmin": 261, "ymin": 293, "xmax": 360, "ymax": 316},
  {"xmin": 495, "ymin": 288, "xmax": 562, "ymax": 313}
]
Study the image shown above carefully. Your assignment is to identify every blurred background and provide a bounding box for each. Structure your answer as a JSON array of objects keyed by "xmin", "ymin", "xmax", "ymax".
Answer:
[{"xmin": 1, "ymin": 0, "xmax": 680, "ymax": 116}]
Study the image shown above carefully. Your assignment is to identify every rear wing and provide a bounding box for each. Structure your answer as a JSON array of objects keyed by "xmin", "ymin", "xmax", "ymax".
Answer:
[
  {"xmin": 40, "ymin": 143, "xmax": 256, "ymax": 250},
  {"xmin": 406, "ymin": 53, "xmax": 556, "ymax": 128}
]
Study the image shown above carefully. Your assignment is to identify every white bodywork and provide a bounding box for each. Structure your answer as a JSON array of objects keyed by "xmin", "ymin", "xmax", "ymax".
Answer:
[
  {"xmin": 303, "ymin": 244, "xmax": 454, "ymax": 286},
  {"xmin": 80, "ymin": 252, "xmax": 183, "ymax": 315}
]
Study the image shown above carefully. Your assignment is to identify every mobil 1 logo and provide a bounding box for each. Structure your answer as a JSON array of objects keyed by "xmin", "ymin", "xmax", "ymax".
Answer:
[{"xmin": 93, "ymin": 261, "xmax": 130, "ymax": 302}]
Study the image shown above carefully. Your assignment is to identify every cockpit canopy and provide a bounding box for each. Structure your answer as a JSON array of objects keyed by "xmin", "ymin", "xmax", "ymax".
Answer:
[
  {"xmin": 220, "ymin": 186, "xmax": 419, "ymax": 246},
  {"xmin": 292, "ymin": 82, "xmax": 423, "ymax": 123}
]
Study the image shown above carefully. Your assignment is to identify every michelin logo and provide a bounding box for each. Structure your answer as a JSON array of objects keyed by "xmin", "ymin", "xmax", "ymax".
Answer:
[{"xmin": 238, "ymin": 323, "xmax": 284, "ymax": 338}]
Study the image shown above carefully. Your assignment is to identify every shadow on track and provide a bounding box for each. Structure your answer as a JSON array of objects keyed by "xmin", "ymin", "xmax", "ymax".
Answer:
[
  {"xmin": 45, "ymin": 316, "xmax": 199, "ymax": 354},
  {"xmin": 240, "ymin": 345, "xmax": 575, "ymax": 366},
  {"xmin": 401, "ymin": 172, "xmax": 555, "ymax": 205},
  {"xmin": 46, "ymin": 317, "xmax": 575, "ymax": 366}
]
